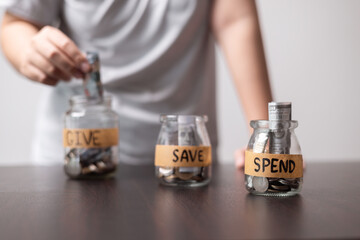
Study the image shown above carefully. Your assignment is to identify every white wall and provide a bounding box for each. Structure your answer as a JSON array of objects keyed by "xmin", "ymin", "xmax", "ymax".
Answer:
[{"xmin": 1, "ymin": 0, "xmax": 359, "ymax": 165}]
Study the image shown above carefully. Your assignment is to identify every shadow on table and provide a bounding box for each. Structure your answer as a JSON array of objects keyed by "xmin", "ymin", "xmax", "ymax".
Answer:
[
  {"xmin": 244, "ymin": 194, "xmax": 305, "ymax": 238},
  {"xmin": 152, "ymin": 184, "xmax": 211, "ymax": 239}
]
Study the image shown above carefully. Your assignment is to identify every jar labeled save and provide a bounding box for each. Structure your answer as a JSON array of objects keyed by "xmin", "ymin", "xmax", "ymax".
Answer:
[
  {"xmin": 154, "ymin": 115, "xmax": 212, "ymax": 187},
  {"xmin": 63, "ymin": 96, "xmax": 119, "ymax": 179},
  {"xmin": 245, "ymin": 102, "xmax": 303, "ymax": 196}
]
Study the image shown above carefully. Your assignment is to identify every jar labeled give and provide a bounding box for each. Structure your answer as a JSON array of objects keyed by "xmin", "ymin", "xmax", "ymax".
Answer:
[
  {"xmin": 63, "ymin": 96, "xmax": 119, "ymax": 179},
  {"xmin": 154, "ymin": 115, "xmax": 212, "ymax": 187},
  {"xmin": 245, "ymin": 102, "xmax": 303, "ymax": 196}
]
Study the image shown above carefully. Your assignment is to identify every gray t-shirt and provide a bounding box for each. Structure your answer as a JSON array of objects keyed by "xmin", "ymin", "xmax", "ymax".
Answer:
[{"xmin": 5, "ymin": 0, "xmax": 217, "ymax": 165}]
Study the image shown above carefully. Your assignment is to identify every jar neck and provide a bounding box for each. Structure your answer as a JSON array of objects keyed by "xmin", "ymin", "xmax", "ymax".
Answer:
[
  {"xmin": 250, "ymin": 120, "xmax": 298, "ymax": 130},
  {"xmin": 160, "ymin": 115, "xmax": 208, "ymax": 124},
  {"xmin": 70, "ymin": 95, "xmax": 112, "ymax": 109}
]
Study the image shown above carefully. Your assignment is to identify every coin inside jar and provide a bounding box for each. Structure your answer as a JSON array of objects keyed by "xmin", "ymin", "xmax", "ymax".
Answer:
[
  {"xmin": 246, "ymin": 175, "xmax": 254, "ymax": 188},
  {"xmin": 175, "ymin": 167, "xmax": 201, "ymax": 180},
  {"xmin": 64, "ymin": 147, "xmax": 116, "ymax": 178},
  {"xmin": 157, "ymin": 166, "xmax": 209, "ymax": 186},
  {"xmin": 253, "ymin": 176, "xmax": 269, "ymax": 193},
  {"xmin": 159, "ymin": 167, "xmax": 174, "ymax": 177}
]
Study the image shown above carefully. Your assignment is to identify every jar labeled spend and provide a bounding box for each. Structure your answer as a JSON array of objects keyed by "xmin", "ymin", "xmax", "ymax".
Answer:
[
  {"xmin": 245, "ymin": 102, "xmax": 303, "ymax": 196},
  {"xmin": 63, "ymin": 96, "xmax": 119, "ymax": 179},
  {"xmin": 154, "ymin": 115, "xmax": 212, "ymax": 187}
]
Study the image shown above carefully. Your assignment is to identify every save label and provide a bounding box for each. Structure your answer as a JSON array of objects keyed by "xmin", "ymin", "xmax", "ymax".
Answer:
[{"xmin": 155, "ymin": 145, "xmax": 212, "ymax": 167}]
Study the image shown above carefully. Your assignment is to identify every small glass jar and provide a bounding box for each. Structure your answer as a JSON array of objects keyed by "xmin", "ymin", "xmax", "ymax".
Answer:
[
  {"xmin": 245, "ymin": 120, "xmax": 303, "ymax": 196},
  {"xmin": 63, "ymin": 96, "xmax": 119, "ymax": 179},
  {"xmin": 154, "ymin": 115, "xmax": 212, "ymax": 187}
]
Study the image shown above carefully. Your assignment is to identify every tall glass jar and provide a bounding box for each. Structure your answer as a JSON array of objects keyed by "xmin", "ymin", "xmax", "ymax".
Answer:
[
  {"xmin": 245, "ymin": 120, "xmax": 303, "ymax": 196},
  {"xmin": 63, "ymin": 96, "xmax": 119, "ymax": 179},
  {"xmin": 154, "ymin": 115, "xmax": 212, "ymax": 187}
]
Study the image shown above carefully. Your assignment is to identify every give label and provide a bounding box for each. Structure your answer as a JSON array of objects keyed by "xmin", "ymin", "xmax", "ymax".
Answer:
[
  {"xmin": 63, "ymin": 128, "xmax": 118, "ymax": 148},
  {"xmin": 245, "ymin": 150, "xmax": 303, "ymax": 178},
  {"xmin": 155, "ymin": 145, "xmax": 212, "ymax": 167}
]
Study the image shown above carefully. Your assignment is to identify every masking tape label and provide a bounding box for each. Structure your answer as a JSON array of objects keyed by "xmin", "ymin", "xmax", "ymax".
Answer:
[
  {"xmin": 245, "ymin": 150, "xmax": 303, "ymax": 178},
  {"xmin": 155, "ymin": 145, "xmax": 212, "ymax": 167},
  {"xmin": 63, "ymin": 128, "xmax": 118, "ymax": 148}
]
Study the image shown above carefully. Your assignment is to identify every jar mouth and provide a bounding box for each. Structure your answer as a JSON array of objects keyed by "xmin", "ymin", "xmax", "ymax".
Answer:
[
  {"xmin": 160, "ymin": 114, "xmax": 208, "ymax": 123},
  {"xmin": 70, "ymin": 95, "xmax": 112, "ymax": 106},
  {"xmin": 250, "ymin": 120, "xmax": 298, "ymax": 129}
]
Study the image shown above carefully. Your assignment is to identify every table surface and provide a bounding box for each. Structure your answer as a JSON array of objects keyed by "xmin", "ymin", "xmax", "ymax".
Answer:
[{"xmin": 0, "ymin": 162, "xmax": 359, "ymax": 240}]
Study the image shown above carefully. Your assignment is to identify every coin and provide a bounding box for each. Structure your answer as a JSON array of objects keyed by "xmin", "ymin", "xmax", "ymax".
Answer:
[
  {"xmin": 279, "ymin": 178, "xmax": 300, "ymax": 189},
  {"xmin": 64, "ymin": 158, "xmax": 82, "ymax": 176},
  {"xmin": 253, "ymin": 176, "xmax": 269, "ymax": 193},
  {"xmin": 158, "ymin": 166, "xmax": 208, "ymax": 183},
  {"xmin": 269, "ymin": 184, "xmax": 291, "ymax": 192},
  {"xmin": 65, "ymin": 147, "xmax": 116, "ymax": 178},
  {"xmin": 246, "ymin": 175, "xmax": 254, "ymax": 188},
  {"xmin": 159, "ymin": 167, "xmax": 174, "ymax": 177},
  {"xmin": 175, "ymin": 168, "xmax": 195, "ymax": 180}
]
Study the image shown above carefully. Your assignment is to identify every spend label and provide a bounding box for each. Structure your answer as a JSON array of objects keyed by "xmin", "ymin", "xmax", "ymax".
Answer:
[{"xmin": 245, "ymin": 150, "xmax": 303, "ymax": 178}]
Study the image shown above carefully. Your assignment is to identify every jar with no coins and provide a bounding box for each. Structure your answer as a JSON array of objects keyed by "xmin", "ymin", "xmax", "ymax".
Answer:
[
  {"xmin": 245, "ymin": 120, "xmax": 303, "ymax": 196},
  {"xmin": 154, "ymin": 115, "xmax": 212, "ymax": 187},
  {"xmin": 63, "ymin": 95, "xmax": 119, "ymax": 179}
]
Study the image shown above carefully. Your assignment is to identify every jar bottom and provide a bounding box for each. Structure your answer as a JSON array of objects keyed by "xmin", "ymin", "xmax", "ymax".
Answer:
[
  {"xmin": 245, "ymin": 174, "xmax": 302, "ymax": 197},
  {"xmin": 158, "ymin": 177, "xmax": 210, "ymax": 187},
  {"xmin": 156, "ymin": 166, "xmax": 211, "ymax": 187},
  {"xmin": 249, "ymin": 190, "xmax": 300, "ymax": 197},
  {"xmin": 64, "ymin": 147, "xmax": 118, "ymax": 179},
  {"xmin": 65, "ymin": 165, "xmax": 117, "ymax": 179},
  {"xmin": 67, "ymin": 171, "xmax": 116, "ymax": 180}
]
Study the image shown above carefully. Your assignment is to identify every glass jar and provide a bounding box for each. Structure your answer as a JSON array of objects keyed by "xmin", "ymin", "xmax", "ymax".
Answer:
[
  {"xmin": 154, "ymin": 115, "xmax": 212, "ymax": 187},
  {"xmin": 63, "ymin": 95, "xmax": 119, "ymax": 179},
  {"xmin": 245, "ymin": 120, "xmax": 303, "ymax": 196}
]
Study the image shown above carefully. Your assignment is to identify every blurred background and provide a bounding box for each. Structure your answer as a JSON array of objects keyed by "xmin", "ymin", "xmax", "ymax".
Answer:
[{"xmin": 0, "ymin": 0, "xmax": 359, "ymax": 165}]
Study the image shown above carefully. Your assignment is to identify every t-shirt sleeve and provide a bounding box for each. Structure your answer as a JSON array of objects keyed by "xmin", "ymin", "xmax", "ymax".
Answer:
[{"xmin": 1, "ymin": 0, "xmax": 62, "ymax": 26}]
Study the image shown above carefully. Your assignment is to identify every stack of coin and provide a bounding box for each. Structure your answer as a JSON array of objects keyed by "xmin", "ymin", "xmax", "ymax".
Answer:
[
  {"xmin": 64, "ymin": 147, "xmax": 116, "ymax": 178},
  {"xmin": 267, "ymin": 178, "xmax": 302, "ymax": 193},
  {"xmin": 157, "ymin": 166, "xmax": 208, "ymax": 185}
]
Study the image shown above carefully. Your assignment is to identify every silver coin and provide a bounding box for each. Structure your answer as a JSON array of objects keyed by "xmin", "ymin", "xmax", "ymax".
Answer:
[
  {"xmin": 270, "ymin": 184, "xmax": 291, "ymax": 192},
  {"xmin": 175, "ymin": 168, "xmax": 194, "ymax": 180},
  {"xmin": 179, "ymin": 167, "xmax": 201, "ymax": 174},
  {"xmin": 253, "ymin": 176, "xmax": 269, "ymax": 193},
  {"xmin": 65, "ymin": 158, "xmax": 82, "ymax": 176},
  {"xmin": 268, "ymin": 178, "xmax": 281, "ymax": 183},
  {"xmin": 246, "ymin": 175, "xmax": 254, "ymax": 188},
  {"xmin": 96, "ymin": 161, "xmax": 107, "ymax": 170},
  {"xmin": 159, "ymin": 167, "xmax": 174, "ymax": 177}
]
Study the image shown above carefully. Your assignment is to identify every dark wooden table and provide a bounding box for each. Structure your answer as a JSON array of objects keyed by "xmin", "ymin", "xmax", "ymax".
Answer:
[{"xmin": 0, "ymin": 162, "xmax": 359, "ymax": 240}]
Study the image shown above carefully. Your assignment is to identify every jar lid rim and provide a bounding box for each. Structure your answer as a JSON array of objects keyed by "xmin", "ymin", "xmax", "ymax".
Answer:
[
  {"xmin": 160, "ymin": 114, "xmax": 208, "ymax": 123},
  {"xmin": 70, "ymin": 95, "xmax": 112, "ymax": 105}
]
